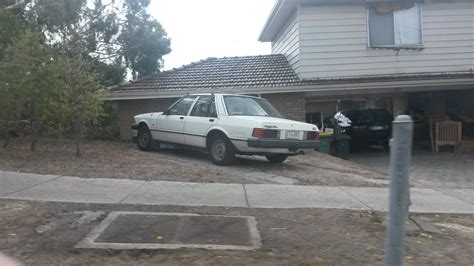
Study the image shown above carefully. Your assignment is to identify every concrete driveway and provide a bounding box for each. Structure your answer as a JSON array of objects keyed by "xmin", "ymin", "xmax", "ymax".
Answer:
[
  {"xmin": 146, "ymin": 146, "xmax": 388, "ymax": 187},
  {"xmin": 349, "ymin": 148, "xmax": 474, "ymax": 189}
]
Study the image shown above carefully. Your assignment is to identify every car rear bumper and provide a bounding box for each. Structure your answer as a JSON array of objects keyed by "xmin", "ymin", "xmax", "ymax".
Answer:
[
  {"xmin": 131, "ymin": 124, "xmax": 138, "ymax": 143},
  {"xmin": 247, "ymin": 139, "xmax": 320, "ymax": 150}
]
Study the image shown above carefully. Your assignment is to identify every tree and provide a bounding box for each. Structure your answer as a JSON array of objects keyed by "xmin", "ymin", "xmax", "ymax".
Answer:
[
  {"xmin": 28, "ymin": 0, "xmax": 171, "ymax": 81},
  {"xmin": 1, "ymin": 30, "xmax": 66, "ymax": 150},
  {"xmin": 0, "ymin": 0, "xmax": 171, "ymax": 154},
  {"xmin": 120, "ymin": 0, "xmax": 171, "ymax": 78},
  {"xmin": 0, "ymin": 7, "xmax": 24, "ymax": 60},
  {"xmin": 0, "ymin": 7, "xmax": 24, "ymax": 145},
  {"xmin": 57, "ymin": 53, "xmax": 104, "ymax": 157}
]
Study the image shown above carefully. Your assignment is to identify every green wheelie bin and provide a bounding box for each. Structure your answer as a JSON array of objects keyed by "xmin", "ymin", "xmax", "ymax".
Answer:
[
  {"xmin": 318, "ymin": 133, "xmax": 334, "ymax": 154},
  {"xmin": 334, "ymin": 134, "xmax": 351, "ymax": 160}
]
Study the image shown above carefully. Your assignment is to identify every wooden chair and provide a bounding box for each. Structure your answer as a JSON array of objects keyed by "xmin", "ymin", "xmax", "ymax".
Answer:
[
  {"xmin": 428, "ymin": 115, "xmax": 449, "ymax": 152},
  {"xmin": 435, "ymin": 120, "xmax": 462, "ymax": 152}
]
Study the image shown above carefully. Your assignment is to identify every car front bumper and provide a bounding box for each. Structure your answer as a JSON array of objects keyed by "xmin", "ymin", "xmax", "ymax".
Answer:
[{"xmin": 247, "ymin": 139, "xmax": 320, "ymax": 150}]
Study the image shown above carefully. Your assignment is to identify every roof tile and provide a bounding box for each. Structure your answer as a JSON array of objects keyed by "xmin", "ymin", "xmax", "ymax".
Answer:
[
  {"xmin": 109, "ymin": 54, "xmax": 474, "ymax": 94},
  {"xmin": 111, "ymin": 54, "xmax": 302, "ymax": 92}
]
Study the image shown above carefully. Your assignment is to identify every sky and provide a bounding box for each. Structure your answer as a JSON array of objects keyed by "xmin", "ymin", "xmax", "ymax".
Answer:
[{"xmin": 148, "ymin": 0, "xmax": 276, "ymax": 70}]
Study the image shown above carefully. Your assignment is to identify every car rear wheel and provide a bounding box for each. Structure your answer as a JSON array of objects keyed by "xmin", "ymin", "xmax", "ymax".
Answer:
[
  {"xmin": 265, "ymin": 154, "xmax": 288, "ymax": 164},
  {"xmin": 137, "ymin": 126, "xmax": 153, "ymax": 151},
  {"xmin": 209, "ymin": 135, "xmax": 235, "ymax": 165}
]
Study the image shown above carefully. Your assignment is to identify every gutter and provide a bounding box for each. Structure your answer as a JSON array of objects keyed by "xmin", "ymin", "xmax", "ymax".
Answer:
[{"xmin": 104, "ymin": 77, "xmax": 474, "ymax": 101}]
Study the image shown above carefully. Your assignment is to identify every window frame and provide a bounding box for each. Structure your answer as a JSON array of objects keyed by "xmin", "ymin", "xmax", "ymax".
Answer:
[
  {"xmin": 190, "ymin": 95, "xmax": 218, "ymax": 118},
  {"xmin": 167, "ymin": 96, "xmax": 198, "ymax": 116},
  {"xmin": 366, "ymin": 2, "xmax": 424, "ymax": 49}
]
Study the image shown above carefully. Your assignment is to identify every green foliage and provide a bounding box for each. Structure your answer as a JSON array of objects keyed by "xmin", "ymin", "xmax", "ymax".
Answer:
[
  {"xmin": 41, "ymin": 52, "xmax": 104, "ymax": 139},
  {"xmin": 0, "ymin": 0, "xmax": 171, "ymax": 151},
  {"xmin": 27, "ymin": 0, "xmax": 171, "ymax": 82},
  {"xmin": 91, "ymin": 59, "xmax": 125, "ymax": 87},
  {"xmin": 34, "ymin": 0, "xmax": 86, "ymax": 32},
  {"xmin": 0, "ymin": 7, "xmax": 24, "ymax": 60},
  {"xmin": 86, "ymin": 101, "xmax": 120, "ymax": 140},
  {"xmin": 121, "ymin": 0, "xmax": 171, "ymax": 78},
  {"xmin": 2, "ymin": 0, "xmax": 171, "ymax": 85},
  {"xmin": 1, "ymin": 30, "xmax": 66, "ymax": 147},
  {"xmin": 3, "ymin": 30, "xmax": 54, "ymax": 120},
  {"xmin": 0, "ymin": 29, "xmax": 104, "ymax": 150}
]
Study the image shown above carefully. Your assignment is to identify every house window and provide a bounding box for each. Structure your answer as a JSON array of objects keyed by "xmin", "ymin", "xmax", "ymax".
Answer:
[{"xmin": 368, "ymin": 1, "xmax": 422, "ymax": 47}]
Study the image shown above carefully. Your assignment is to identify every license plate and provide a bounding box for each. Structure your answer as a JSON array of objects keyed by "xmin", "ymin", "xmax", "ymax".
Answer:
[
  {"xmin": 285, "ymin": 131, "xmax": 300, "ymax": 139},
  {"xmin": 370, "ymin": 126, "xmax": 384, "ymax": 130}
]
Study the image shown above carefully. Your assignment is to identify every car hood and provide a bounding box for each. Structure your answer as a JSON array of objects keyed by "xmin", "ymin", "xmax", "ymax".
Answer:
[{"xmin": 231, "ymin": 116, "xmax": 319, "ymax": 131}]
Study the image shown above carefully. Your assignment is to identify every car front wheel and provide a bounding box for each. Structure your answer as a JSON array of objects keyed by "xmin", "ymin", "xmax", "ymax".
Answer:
[
  {"xmin": 137, "ymin": 126, "xmax": 153, "ymax": 151},
  {"xmin": 265, "ymin": 154, "xmax": 288, "ymax": 164},
  {"xmin": 209, "ymin": 135, "xmax": 235, "ymax": 165}
]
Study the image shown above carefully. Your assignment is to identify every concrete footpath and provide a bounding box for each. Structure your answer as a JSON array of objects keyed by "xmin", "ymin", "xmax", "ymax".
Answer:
[{"xmin": 0, "ymin": 170, "xmax": 473, "ymax": 214}]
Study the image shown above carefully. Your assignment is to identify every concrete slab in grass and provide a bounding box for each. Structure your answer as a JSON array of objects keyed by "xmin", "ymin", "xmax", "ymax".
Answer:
[
  {"xmin": 4, "ymin": 176, "xmax": 145, "ymax": 204},
  {"xmin": 0, "ymin": 170, "xmax": 59, "ymax": 197},
  {"xmin": 122, "ymin": 181, "xmax": 247, "ymax": 207},
  {"xmin": 76, "ymin": 211, "xmax": 261, "ymax": 250},
  {"xmin": 245, "ymin": 184, "xmax": 365, "ymax": 209}
]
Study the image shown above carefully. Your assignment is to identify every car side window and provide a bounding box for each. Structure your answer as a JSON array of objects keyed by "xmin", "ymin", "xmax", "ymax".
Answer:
[
  {"xmin": 168, "ymin": 96, "xmax": 197, "ymax": 116},
  {"xmin": 190, "ymin": 96, "xmax": 217, "ymax": 117},
  {"xmin": 209, "ymin": 99, "xmax": 217, "ymax": 118}
]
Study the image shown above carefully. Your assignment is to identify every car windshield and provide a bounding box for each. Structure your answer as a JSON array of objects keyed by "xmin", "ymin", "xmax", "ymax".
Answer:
[
  {"xmin": 346, "ymin": 109, "xmax": 392, "ymax": 125},
  {"xmin": 370, "ymin": 109, "xmax": 393, "ymax": 124},
  {"xmin": 224, "ymin": 96, "xmax": 283, "ymax": 118},
  {"xmin": 348, "ymin": 110, "xmax": 372, "ymax": 125}
]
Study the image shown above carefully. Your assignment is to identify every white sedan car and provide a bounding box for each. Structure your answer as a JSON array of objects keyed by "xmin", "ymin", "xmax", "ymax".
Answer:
[{"xmin": 131, "ymin": 93, "xmax": 320, "ymax": 165}]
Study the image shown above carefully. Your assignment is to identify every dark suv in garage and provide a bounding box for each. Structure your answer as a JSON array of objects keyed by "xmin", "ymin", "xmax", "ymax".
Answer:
[{"xmin": 325, "ymin": 109, "xmax": 393, "ymax": 150}]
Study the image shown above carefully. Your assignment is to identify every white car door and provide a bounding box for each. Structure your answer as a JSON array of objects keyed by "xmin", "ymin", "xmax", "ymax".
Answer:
[
  {"xmin": 155, "ymin": 96, "xmax": 197, "ymax": 144},
  {"xmin": 184, "ymin": 95, "xmax": 218, "ymax": 147}
]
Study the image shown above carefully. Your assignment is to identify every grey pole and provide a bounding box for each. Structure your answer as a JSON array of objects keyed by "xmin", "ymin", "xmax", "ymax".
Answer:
[{"xmin": 385, "ymin": 115, "xmax": 414, "ymax": 266}]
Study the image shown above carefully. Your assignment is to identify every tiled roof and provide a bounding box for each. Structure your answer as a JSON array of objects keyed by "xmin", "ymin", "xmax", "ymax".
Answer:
[
  {"xmin": 110, "ymin": 54, "xmax": 303, "ymax": 92},
  {"xmin": 108, "ymin": 54, "xmax": 473, "ymax": 98}
]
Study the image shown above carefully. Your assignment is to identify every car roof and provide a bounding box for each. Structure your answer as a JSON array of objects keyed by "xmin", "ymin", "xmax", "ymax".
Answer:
[{"xmin": 188, "ymin": 93, "xmax": 261, "ymax": 98}]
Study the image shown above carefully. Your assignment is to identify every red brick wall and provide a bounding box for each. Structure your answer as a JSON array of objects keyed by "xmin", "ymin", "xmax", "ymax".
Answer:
[
  {"xmin": 262, "ymin": 92, "xmax": 306, "ymax": 122},
  {"xmin": 117, "ymin": 98, "xmax": 178, "ymax": 140}
]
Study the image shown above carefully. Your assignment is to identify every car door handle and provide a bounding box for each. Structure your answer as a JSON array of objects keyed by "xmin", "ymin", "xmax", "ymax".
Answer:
[
  {"xmin": 209, "ymin": 119, "xmax": 215, "ymax": 122},
  {"xmin": 179, "ymin": 117, "xmax": 184, "ymax": 120}
]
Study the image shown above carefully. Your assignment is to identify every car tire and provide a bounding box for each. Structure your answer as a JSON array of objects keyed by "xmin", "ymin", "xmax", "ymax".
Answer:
[
  {"xmin": 265, "ymin": 154, "xmax": 288, "ymax": 164},
  {"xmin": 137, "ymin": 126, "xmax": 153, "ymax": 151},
  {"xmin": 209, "ymin": 134, "xmax": 235, "ymax": 165}
]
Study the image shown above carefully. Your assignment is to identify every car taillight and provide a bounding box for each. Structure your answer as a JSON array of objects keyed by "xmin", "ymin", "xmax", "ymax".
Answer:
[
  {"xmin": 306, "ymin": 131, "xmax": 319, "ymax": 140},
  {"xmin": 252, "ymin": 128, "xmax": 279, "ymax": 139}
]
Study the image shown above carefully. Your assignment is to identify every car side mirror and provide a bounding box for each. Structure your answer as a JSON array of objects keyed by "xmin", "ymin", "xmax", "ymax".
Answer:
[{"xmin": 164, "ymin": 108, "xmax": 170, "ymax": 115}]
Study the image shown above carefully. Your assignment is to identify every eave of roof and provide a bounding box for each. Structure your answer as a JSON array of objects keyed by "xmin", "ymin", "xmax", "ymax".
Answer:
[{"xmin": 106, "ymin": 71, "xmax": 474, "ymax": 101}]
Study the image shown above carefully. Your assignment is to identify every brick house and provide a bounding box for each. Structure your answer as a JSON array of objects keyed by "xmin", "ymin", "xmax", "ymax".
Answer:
[
  {"xmin": 109, "ymin": 0, "xmax": 474, "ymax": 144},
  {"xmin": 109, "ymin": 55, "xmax": 311, "ymax": 140}
]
